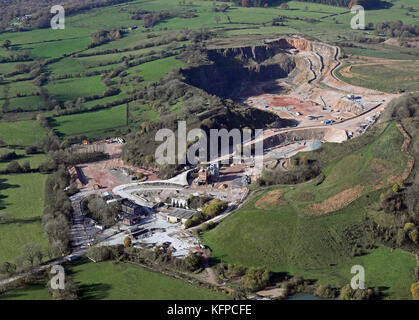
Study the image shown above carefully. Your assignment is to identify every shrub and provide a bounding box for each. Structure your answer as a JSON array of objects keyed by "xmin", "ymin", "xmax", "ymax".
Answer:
[
  {"xmin": 124, "ymin": 236, "xmax": 132, "ymax": 247},
  {"xmin": 411, "ymin": 282, "xmax": 419, "ymax": 300},
  {"xmin": 242, "ymin": 268, "xmax": 271, "ymax": 292},
  {"xmin": 184, "ymin": 252, "xmax": 203, "ymax": 271},
  {"xmin": 6, "ymin": 160, "xmax": 22, "ymax": 173},
  {"xmin": 338, "ymin": 285, "xmax": 376, "ymax": 300},
  {"xmin": 404, "ymin": 222, "xmax": 415, "ymax": 231},
  {"xmin": 409, "ymin": 229, "xmax": 418, "ymax": 244},
  {"xmin": 202, "ymin": 199, "xmax": 228, "ymax": 218},
  {"xmin": 87, "ymin": 246, "xmax": 112, "ymax": 262},
  {"xmin": 315, "ymin": 284, "xmax": 337, "ymax": 299}
]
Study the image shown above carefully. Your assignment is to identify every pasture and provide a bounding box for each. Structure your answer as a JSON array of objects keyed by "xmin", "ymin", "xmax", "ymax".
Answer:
[
  {"xmin": 0, "ymin": 120, "xmax": 46, "ymax": 147},
  {"xmin": 45, "ymin": 75, "xmax": 106, "ymax": 102},
  {"xmin": 203, "ymin": 121, "xmax": 416, "ymax": 299},
  {"xmin": 51, "ymin": 104, "xmax": 127, "ymax": 138},
  {"xmin": 0, "ymin": 173, "xmax": 50, "ymax": 264},
  {"xmin": 69, "ymin": 260, "xmax": 229, "ymax": 300}
]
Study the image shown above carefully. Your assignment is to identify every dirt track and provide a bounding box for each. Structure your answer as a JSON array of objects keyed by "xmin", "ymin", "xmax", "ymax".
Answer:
[{"xmin": 241, "ymin": 37, "xmax": 400, "ymax": 147}]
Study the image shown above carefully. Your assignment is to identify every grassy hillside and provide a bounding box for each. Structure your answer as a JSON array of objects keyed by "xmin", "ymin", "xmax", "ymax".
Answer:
[
  {"xmin": 336, "ymin": 58, "xmax": 419, "ymax": 93},
  {"xmin": 203, "ymin": 121, "xmax": 417, "ymax": 299}
]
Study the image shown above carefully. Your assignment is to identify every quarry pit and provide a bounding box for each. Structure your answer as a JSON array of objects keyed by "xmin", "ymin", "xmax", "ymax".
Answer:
[{"xmin": 182, "ymin": 36, "xmax": 398, "ymax": 152}]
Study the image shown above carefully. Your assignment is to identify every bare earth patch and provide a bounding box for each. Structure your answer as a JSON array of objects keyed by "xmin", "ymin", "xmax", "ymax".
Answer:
[
  {"xmin": 307, "ymin": 185, "xmax": 364, "ymax": 216},
  {"xmin": 309, "ymin": 123, "xmax": 415, "ymax": 215},
  {"xmin": 255, "ymin": 189, "xmax": 283, "ymax": 209}
]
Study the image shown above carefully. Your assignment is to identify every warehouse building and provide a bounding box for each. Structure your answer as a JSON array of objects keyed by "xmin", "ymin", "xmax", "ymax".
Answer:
[{"xmin": 166, "ymin": 208, "xmax": 196, "ymax": 224}]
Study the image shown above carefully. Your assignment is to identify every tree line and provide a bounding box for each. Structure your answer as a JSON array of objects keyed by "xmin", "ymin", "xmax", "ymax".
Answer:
[{"xmin": 0, "ymin": 0, "xmax": 133, "ymax": 32}]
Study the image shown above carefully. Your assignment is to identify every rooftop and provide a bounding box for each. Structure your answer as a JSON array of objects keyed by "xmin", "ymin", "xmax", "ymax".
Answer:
[
  {"xmin": 167, "ymin": 208, "xmax": 196, "ymax": 220},
  {"xmin": 121, "ymin": 199, "xmax": 141, "ymax": 209}
]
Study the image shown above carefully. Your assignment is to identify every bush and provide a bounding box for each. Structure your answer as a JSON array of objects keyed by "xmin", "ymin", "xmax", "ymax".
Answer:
[
  {"xmin": 242, "ymin": 268, "xmax": 271, "ymax": 292},
  {"xmin": 404, "ymin": 222, "xmax": 415, "ymax": 231},
  {"xmin": 338, "ymin": 284, "xmax": 378, "ymax": 300},
  {"xmin": 409, "ymin": 229, "xmax": 418, "ymax": 244},
  {"xmin": 124, "ymin": 236, "xmax": 132, "ymax": 247},
  {"xmin": 202, "ymin": 199, "xmax": 228, "ymax": 218},
  {"xmin": 47, "ymin": 275, "xmax": 79, "ymax": 300},
  {"xmin": 0, "ymin": 151, "xmax": 18, "ymax": 161},
  {"xmin": 87, "ymin": 246, "xmax": 112, "ymax": 262},
  {"xmin": 229, "ymin": 264, "xmax": 247, "ymax": 278},
  {"xmin": 258, "ymin": 163, "xmax": 320, "ymax": 186},
  {"xmin": 200, "ymin": 221, "xmax": 215, "ymax": 232},
  {"xmin": 411, "ymin": 282, "xmax": 419, "ymax": 300},
  {"xmin": 0, "ymin": 262, "xmax": 16, "ymax": 275},
  {"xmin": 6, "ymin": 160, "xmax": 22, "ymax": 173},
  {"xmin": 184, "ymin": 252, "xmax": 203, "ymax": 271},
  {"xmin": 315, "ymin": 284, "xmax": 337, "ymax": 299}
]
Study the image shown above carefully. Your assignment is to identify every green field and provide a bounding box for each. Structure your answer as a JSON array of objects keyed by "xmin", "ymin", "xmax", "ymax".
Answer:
[
  {"xmin": 0, "ymin": 260, "xmax": 230, "ymax": 300},
  {"xmin": 0, "ymin": 148, "xmax": 46, "ymax": 171},
  {"xmin": 0, "ymin": 0, "xmax": 416, "ymax": 121},
  {"xmin": 336, "ymin": 60, "xmax": 419, "ymax": 93},
  {"xmin": 127, "ymin": 56, "xmax": 183, "ymax": 84},
  {"xmin": 45, "ymin": 76, "xmax": 106, "ymax": 102},
  {"xmin": 51, "ymin": 104, "xmax": 127, "ymax": 137},
  {"xmin": 0, "ymin": 173, "xmax": 50, "ymax": 264},
  {"xmin": 69, "ymin": 260, "xmax": 228, "ymax": 300},
  {"xmin": 0, "ymin": 0, "xmax": 417, "ymax": 301},
  {"xmin": 0, "ymin": 281, "xmax": 51, "ymax": 300},
  {"xmin": 0, "ymin": 120, "xmax": 46, "ymax": 147},
  {"xmin": 203, "ymin": 122, "xmax": 417, "ymax": 299}
]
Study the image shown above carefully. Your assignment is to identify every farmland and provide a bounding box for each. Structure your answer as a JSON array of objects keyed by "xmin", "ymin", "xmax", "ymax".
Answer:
[
  {"xmin": 0, "ymin": 0, "xmax": 417, "ymax": 125},
  {"xmin": 0, "ymin": 280, "xmax": 50, "ymax": 300},
  {"xmin": 0, "ymin": 260, "xmax": 230, "ymax": 300},
  {"xmin": 0, "ymin": 173, "xmax": 50, "ymax": 263},
  {"xmin": 51, "ymin": 104, "xmax": 127, "ymax": 138},
  {"xmin": 203, "ymin": 121, "xmax": 417, "ymax": 299},
  {"xmin": 0, "ymin": 120, "xmax": 46, "ymax": 146},
  {"xmin": 0, "ymin": 0, "xmax": 417, "ymax": 302},
  {"xmin": 68, "ymin": 260, "xmax": 229, "ymax": 300}
]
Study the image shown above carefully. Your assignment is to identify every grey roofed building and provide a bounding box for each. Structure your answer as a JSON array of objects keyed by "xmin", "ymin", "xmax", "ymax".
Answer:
[
  {"xmin": 121, "ymin": 199, "xmax": 143, "ymax": 216},
  {"xmin": 166, "ymin": 208, "xmax": 196, "ymax": 224}
]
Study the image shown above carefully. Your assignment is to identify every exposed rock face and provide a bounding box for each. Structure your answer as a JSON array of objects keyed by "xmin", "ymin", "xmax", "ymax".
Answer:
[
  {"xmin": 180, "ymin": 37, "xmax": 338, "ymax": 99},
  {"xmin": 181, "ymin": 42, "xmax": 296, "ymax": 98},
  {"xmin": 263, "ymin": 127, "xmax": 348, "ymax": 149}
]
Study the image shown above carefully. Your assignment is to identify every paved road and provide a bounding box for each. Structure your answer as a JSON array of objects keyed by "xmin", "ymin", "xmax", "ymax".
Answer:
[
  {"xmin": 0, "ymin": 191, "xmax": 97, "ymax": 288},
  {"xmin": 0, "ymin": 248, "xmax": 87, "ymax": 287},
  {"xmin": 69, "ymin": 190, "xmax": 96, "ymax": 250}
]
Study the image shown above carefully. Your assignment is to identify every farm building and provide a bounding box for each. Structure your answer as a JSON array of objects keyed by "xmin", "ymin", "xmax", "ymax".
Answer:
[{"xmin": 166, "ymin": 208, "xmax": 196, "ymax": 224}]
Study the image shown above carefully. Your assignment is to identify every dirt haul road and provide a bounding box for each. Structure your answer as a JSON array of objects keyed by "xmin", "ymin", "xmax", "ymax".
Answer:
[{"xmin": 240, "ymin": 37, "xmax": 399, "ymax": 149}]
